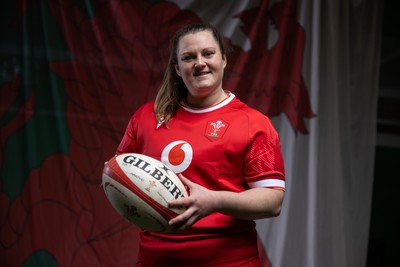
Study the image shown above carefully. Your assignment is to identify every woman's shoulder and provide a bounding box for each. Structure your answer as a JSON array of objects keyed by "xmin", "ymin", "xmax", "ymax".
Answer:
[
  {"xmin": 228, "ymin": 97, "xmax": 270, "ymax": 122},
  {"xmin": 134, "ymin": 101, "xmax": 155, "ymax": 114},
  {"xmin": 227, "ymin": 97, "xmax": 280, "ymax": 135},
  {"xmin": 129, "ymin": 102, "xmax": 156, "ymax": 124}
]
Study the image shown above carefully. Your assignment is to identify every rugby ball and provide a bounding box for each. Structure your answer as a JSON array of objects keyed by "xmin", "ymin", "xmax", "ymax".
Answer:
[{"xmin": 102, "ymin": 153, "xmax": 188, "ymax": 232}]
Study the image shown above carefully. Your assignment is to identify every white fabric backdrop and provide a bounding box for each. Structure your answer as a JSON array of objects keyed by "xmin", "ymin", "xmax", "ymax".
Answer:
[
  {"xmin": 258, "ymin": 1, "xmax": 383, "ymax": 266},
  {"xmin": 169, "ymin": 0, "xmax": 383, "ymax": 266}
]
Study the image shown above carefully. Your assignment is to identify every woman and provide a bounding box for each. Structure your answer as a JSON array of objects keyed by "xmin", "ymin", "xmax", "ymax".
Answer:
[{"xmin": 117, "ymin": 22, "xmax": 285, "ymax": 267}]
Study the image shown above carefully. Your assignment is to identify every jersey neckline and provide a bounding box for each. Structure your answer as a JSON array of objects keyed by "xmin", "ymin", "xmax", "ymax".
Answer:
[{"xmin": 181, "ymin": 92, "xmax": 235, "ymax": 114}]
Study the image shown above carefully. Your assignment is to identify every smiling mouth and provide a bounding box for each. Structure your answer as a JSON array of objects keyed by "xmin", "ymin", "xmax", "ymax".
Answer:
[{"xmin": 194, "ymin": 71, "xmax": 210, "ymax": 77}]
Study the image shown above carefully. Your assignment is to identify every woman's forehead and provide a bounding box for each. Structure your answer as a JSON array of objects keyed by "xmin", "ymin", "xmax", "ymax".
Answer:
[{"xmin": 178, "ymin": 31, "xmax": 219, "ymax": 52}]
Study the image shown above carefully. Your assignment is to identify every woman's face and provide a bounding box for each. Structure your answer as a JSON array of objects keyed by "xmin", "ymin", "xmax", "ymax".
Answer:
[{"xmin": 174, "ymin": 30, "xmax": 227, "ymax": 107}]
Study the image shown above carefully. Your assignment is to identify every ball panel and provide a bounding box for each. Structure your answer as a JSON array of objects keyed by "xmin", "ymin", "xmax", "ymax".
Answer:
[
  {"xmin": 115, "ymin": 154, "xmax": 188, "ymax": 205},
  {"xmin": 102, "ymin": 174, "xmax": 170, "ymax": 232},
  {"xmin": 102, "ymin": 153, "xmax": 189, "ymax": 232},
  {"xmin": 103, "ymin": 158, "xmax": 181, "ymax": 221}
]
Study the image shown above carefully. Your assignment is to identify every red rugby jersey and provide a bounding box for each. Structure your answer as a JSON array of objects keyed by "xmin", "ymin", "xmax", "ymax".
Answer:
[{"xmin": 117, "ymin": 93, "xmax": 285, "ymax": 266}]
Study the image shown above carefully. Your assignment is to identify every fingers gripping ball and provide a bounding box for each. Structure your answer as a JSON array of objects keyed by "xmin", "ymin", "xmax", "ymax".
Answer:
[{"xmin": 102, "ymin": 153, "xmax": 189, "ymax": 232}]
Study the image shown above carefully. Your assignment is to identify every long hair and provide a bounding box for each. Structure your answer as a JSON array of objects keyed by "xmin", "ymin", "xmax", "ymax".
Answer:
[{"xmin": 154, "ymin": 22, "xmax": 227, "ymax": 127}]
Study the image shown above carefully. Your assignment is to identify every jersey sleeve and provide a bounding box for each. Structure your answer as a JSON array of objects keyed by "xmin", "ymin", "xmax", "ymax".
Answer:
[
  {"xmin": 116, "ymin": 103, "xmax": 151, "ymax": 155},
  {"xmin": 116, "ymin": 115, "xmax": 137, "ymax": 155},
  {"xmin": 116, "ymin": 102, "xmax": 156, "ymax": 155},
  {"xmin": 244, "ymin": 118, "xmax": 285, "ymax": 190}
]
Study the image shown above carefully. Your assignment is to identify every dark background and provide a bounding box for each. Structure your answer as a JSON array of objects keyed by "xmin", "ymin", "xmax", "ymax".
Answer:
[{"xmin": 367, "ymin": 0, "xmax": 400, "ymax": 266}]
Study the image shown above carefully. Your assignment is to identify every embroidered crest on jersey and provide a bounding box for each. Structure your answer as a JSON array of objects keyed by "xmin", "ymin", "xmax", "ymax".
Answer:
[
  {"xmin": 161, "ymin": 141, "xmax": 193, "ymax": 173},
  {"xmin": 205, "ymin": 119, "xmax": 229, "ymax": 141}
]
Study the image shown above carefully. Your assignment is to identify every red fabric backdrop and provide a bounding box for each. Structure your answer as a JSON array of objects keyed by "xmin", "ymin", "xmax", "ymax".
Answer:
[{"xmin": 0, "ymin": 0, "xmax": 314, "ymax": 266}]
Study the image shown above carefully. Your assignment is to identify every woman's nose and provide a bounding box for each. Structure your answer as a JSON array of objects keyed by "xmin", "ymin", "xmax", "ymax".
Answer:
[{"xmin": 194, "ymin": 57, "xmax": 206, "ymax": 68}]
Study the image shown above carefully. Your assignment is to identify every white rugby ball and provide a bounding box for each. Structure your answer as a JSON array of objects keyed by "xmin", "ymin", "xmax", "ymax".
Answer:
[{"xmin": 102, "ymin": 153, "xmax": 188, "ymax": 232}]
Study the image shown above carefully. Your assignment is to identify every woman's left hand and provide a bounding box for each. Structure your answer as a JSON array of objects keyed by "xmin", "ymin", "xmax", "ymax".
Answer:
[
  {"xmin": 168, "ymin": 174, "xmax": 284, "ymax": 232},
  {"xmin": 168, "ymin": 174, "xmax": 217, "ymax": 231}
]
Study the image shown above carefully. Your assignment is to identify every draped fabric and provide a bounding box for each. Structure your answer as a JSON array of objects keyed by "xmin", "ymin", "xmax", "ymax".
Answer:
[
  {"xmin": 258, "ymin": 1, "xmax": 383, "ymax": 266},
  {"xmin": 0, "ymin": 0, "xmax": 382, "ymax": 266}
]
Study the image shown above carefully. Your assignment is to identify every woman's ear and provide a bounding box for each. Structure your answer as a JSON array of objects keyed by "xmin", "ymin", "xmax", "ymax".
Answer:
[
  {"xmin": 175, "ymin": 64, "xmax": 182, "ymax": 77},
  {"xmin": 222, "ymin": 55, "xmax": 227, "ymax": 69}
]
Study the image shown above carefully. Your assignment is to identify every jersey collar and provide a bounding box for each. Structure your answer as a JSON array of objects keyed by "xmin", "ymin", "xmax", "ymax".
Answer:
[{"xmin": 181, "ymin": 92, "xmax": 235, "ymax": 114}]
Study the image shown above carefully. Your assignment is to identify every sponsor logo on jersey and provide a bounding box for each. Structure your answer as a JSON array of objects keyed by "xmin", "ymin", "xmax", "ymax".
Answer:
[
  {"xmin": 161, "ymin": 141, "xmax": 193, "ymax": 173},
  {"xmin": 205, "ymin": 119, "xmax": 229, "ymax": 141}
]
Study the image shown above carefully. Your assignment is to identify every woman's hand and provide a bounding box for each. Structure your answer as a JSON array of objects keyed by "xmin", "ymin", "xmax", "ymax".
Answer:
[
  {"xmin": 168, "ymin": 174, "xmax": 218, "ymax": 231},
  {"xmin": 168, "ymin": 174, "xmax": 285, "ymax": 232}
]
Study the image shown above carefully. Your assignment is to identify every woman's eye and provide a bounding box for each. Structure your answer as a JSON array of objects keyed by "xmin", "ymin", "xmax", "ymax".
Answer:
[
  {"xmin": 205, "ymin": 50, "xmax": 216, "ymax": 56},
  {"xmin": 182, "ymin": 56, "xmax": 193, "ymax": 61}
]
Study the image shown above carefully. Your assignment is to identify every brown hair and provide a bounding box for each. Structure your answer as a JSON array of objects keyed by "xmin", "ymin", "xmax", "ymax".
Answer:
[{"xmin": 154, "ymin": 22, "xmax": 227, "ymax": 127}]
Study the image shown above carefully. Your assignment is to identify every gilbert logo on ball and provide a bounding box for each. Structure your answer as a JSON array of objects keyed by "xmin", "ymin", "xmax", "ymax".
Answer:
[{"xmin": 102, "ymin": 153, "xmax": 189, "ymax": 232}]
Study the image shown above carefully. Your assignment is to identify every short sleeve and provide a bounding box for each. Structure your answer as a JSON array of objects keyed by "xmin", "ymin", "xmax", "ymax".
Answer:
[
  {"xmin": 244, "ymin": 120, "xmax": 285, "ymax": 190},
  {"xmin": 116, "ymin": 116, "xmax": 137, "ymax": 155}
]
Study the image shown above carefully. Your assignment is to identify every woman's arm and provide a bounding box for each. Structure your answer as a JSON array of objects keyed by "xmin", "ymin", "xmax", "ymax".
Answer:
[{"xmin": 168, "ymin": 174, "xmax": 284, "ymax": 231}]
